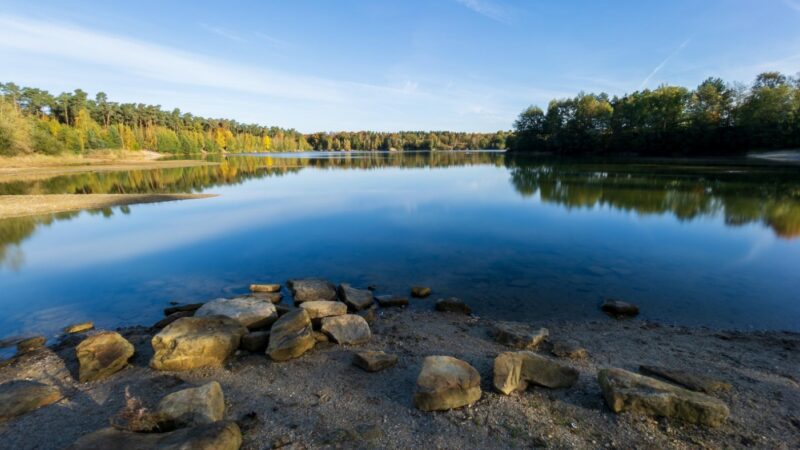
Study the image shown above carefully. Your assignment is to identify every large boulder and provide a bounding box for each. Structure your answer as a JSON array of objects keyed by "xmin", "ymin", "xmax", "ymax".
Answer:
[
  {"xmin": 287, "ymin": 278, "xmax": 337, "ymax": 303},
  {"xmin": 0, "ymin": 380, "xmax": 62, "ymax": 421},
  {"xmin": 69, "ymin": 420, "xmax": 242, "ymax": 450},
  {"xmin": 353, "ymin": 351, "xmax": 398, "ymax": 372},
  {"xmin": 195, "ymin": 297, "xmax": 277, "ymax": 329},
  {"xmin": 413, "ymin": 356, "xmax": 481, "ymax": 411},
  {"xmin": 338, "ymin": 284, "xmax": 375, "ymax": 311},
  {"xmin": 150, "ymin": 316, "xmax": 247, "ymax": 371},
  {"xmin": 598, "ymin": 368, "xmax": 729, "ymax": 427},
  {"xmin": 267, "ymin": 309, "xmax": 316, "ymax": 361},
  {"xmin": 490, "ymin": 322, "xmax": 548, "ymax": 349},
  {"xmin": 493, "ymin": 351, "xmax": 578, "ymax": 395},
  {"xmin": 320, "ymin": 315, "xmax": 371, "ymax": 345},
  {"xmin": 639, "ymin": 365, "xmax": 732, "ymax": 394},
  {"xmin": 299, "ymin": 301, "xmax": 347, "ymax": 320},
  {"xmin": 434, "ymin": 298, "xmax": 471, "ymax": 314},
  {"xmin": 76, "ymin": 331, "xmax": 135, "ymax": 382},
  {"xmin": 157, "ymin": 381, "xmax": 225, "ymax": 427}
]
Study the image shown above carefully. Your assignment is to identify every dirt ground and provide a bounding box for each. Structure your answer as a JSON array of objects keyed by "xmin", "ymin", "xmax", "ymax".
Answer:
[
  {"xmin": 0, "ymin": 305, "xmax": 798, "ymax": 449},
  {"xmin": 0, "ymin": 193, "xmax": 217, "ymax": 219}
]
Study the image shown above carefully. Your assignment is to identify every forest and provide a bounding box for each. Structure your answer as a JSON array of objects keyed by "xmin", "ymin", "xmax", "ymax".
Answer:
[
  {"xmin": 509, "ymin": 72, "xmax": 800, "ymax": 155},
  {"xmin": 0, "ymin": 83, "xmax": 507, "ymax": 156}
]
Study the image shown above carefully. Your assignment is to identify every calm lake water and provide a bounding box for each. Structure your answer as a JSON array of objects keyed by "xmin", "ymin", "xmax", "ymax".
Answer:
[{"xmin": 1, "ymin": 151, "xmax": 799, "ymax": 346}]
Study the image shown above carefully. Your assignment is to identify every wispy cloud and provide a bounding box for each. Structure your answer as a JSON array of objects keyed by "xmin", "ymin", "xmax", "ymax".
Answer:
[
  {"xmin": 454, "ymin": 0, "xmax": 511, "ymax": 24},
  {"xmin": 199, "ymin": 23, "xmax": 246, "ymax": 43},
  {"xmin": 783, "ymin": 0, "xmax": 800, "ymax": 12},
  {"xmin": 254, "ymin": 32, "xmax": 291, "ymax": 50},
  {"xmin": 639, "ymin": 39, "xmax": 691, "ymax": 89}
]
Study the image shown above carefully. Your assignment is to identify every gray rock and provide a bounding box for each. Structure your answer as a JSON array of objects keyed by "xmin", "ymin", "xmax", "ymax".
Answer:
[
  {"xmin": 241, "ymin": 331, "xmax": 270, "ymax": 352},
  {"xmin": 157, "ymin": 381, "xmax": 225, "ymax": 426},
  {"xmin": 267, "ymin": 309, "xmax": 316, "ymax": 361},
  {"xmin": 411, "ymin": 286, "xmax": 431, "ymax": 298},
  {"xmin": 601, "ymin": 299, "xmax": 639, "ymax": 317},
  {"xmin": 375, "ymin": 295, "xmax": 409, "ymax": 307},
  {"xmin": 0, "ymin": 380, "xmax": 62, "ymax": 420},
  {"xmin": 639, "ymin": 365, "xmax": 732, "ymax": 394},
  {"xmin": 494, "ymin": 351, "xmax": 578, "ymax": 394},
  {"xmin": 598, "ymin": 368, "xmax": 729, "ymax": 427},
  {"xmin": 320, "ymin": 315, "xmax": 371, "ymax": 345},
  {"xmin": 414, "ymin": 356, "xmax": 481, "ymax": 411},
  {"xmin": 491, "ymin": 322, "xmax": 548, "ymax": 349},
  {"xmin": 551, "ymin": 340, "xmax": 588, "ymax": 359},
  {"xmin": 150, "ymin": 316, "xmax": 247, "ymax": 371},
  {"xmin": 435, "ymin": 297, "xmax": 471, "ymax": 314},
  {"xmin": 76, "ymin": 331, "xmax": 135, "ymax": 382},
  {"xmin": 338, "ymin": 284, "xmax": 375, "ymax": 311},
  {"xmin": 353, "ymin": 351, "xmax": 398, "ymax": 372},
  {"xmin": 287, "ymin": 278, "xmax": 337, "ymax": 303},
  {"xmin": 69, "ymin": 421, "xmax": 242, "ymax": 450},
  {"xmin": 195, "ymin": 297, "xmax": 278, "ymax": 329},
  {"xmin": 299, "ymin": 301, "xmax": 347, "ymax": 320}
]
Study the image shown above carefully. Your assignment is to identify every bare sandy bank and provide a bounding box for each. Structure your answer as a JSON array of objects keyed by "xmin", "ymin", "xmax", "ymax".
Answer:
[
  {"xmin": 748, "ymin": 150, "xmax": 800, "ymax": 163},
  {"xmin": 0, "ymin": 194, "xmax": 217, "ymax": 219}
]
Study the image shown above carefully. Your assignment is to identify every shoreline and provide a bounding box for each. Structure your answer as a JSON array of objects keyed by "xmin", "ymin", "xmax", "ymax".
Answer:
[
  {"xmin": 0, "ymin": 288, "xmax": 797, "ymax": 449},
  {"xmin": 0, "ymin": 193, "xmax": 218, "ymax": 219}
]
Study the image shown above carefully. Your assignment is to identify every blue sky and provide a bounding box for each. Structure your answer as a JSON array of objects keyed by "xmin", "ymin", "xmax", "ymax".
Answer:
[{"xmin": 1, "ymin": 0, "xmax": 799, "ymax": 132}]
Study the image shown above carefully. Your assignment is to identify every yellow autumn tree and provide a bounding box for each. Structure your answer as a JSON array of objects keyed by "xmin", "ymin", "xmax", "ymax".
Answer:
[{"xmin": 262, "ymin": 135, "xmax": 271, "ymax": 151}]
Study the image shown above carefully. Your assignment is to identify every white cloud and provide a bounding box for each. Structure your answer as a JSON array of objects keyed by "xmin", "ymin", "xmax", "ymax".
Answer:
[
  {"xmin": 199, "ymin": 23, "xmax": 246, "ymax": 42},
  {"xmin": 454, "ymin": 0, "xmax": 511, "ymax": 24}
]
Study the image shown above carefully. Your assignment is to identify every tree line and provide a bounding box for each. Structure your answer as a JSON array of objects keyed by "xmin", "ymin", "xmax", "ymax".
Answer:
[
  {"xmin": 0, "ymin": 83, "xmax": 507, "ymax": 156},
  {"xmin": 509, "ymin": 72, "xmax": 800, "ymax": 155}
]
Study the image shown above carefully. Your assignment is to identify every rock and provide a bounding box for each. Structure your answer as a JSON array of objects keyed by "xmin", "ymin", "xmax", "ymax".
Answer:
[
  {"xmin": 337, "ymin": 284, "xmax": 375, "ymax": 311},
  {"xmin": 76, "ymin": 331, "xmax": 135, "ymax": 382},
  {"xmin": 375, "ymin": 295, "xmax": 409, "ymax": 308},
  {"xmin": 267, "ymin": 309, "xmax": 316, "ymax": 361},
  {"xmin": 639, "ymin": 365, "xmax": 732, "ymax": 394},
  {"xmin": 275, "ymin": 304, "xmax": 294, "ymax": 316},
  {"xmin": 69, "ymin": 421, "xmax": 242, "ymax": 450},
  {"xmin": 313, "ymin": 331, "xmax": 330, "ymax": 343},
  {"xmin": 250, "ymin": 283, "xmax": 281, "ymax": 293},
  {"xmin": 154, "ymin": 311, "xmax": 193, "ymax": 329},
  {"xmin": 491, "ymin": 322, "xmax": 548, "ymax": 349},
  {"xmin": 435, "ymin": 297, "xmax": 471, "ymax": 314},
  {"xmin": 299, "ymin": 301, "xmax": 347, "ymax": 320},
  {"xmin": 357, "ymin": 306, "xmax": 377, "ymax": 325},
  {"xmin": 157, "ymin": 381, "xmax": 225, "ymax": 426},
  {"xmin": 150, "ymin": 316, "xmax": 247, "ymax": 371},
  {"xmin": 493, "ymin": 351, "xmax": 578, "ymax": 394},
  {"xmin": 247, "ymin": 292, "xmax": 283, "ymax": 304},
  {"xmin": 241, "ymin": 331, "xmax": 270, "ymax": 352},
  {"xmin": 413, "ymin": 356, "xmax": 481, "ymax": 411},
  {"xmin": 0, "ymin": 380, "xmax": 62, "ymax": 420},
  {"xmin": 64, "ymin": 321, "xmax": 94, "ymax": 334},
  {"xmin": 601, "ymin": 299, "xmax": 639, "ymax": 317},
  {"xmin": 411, "ymin": 286, "xmax": 431, "ymax": 298},
  {"xmin": 353, "ymin": 351, "xmax": 398, "ymax": 372},
  {"xmin": 287, "ymin": 278, "xmax": 337, "ymax": 303},
  {"xmin": 551, "ymin": 340, "xmax": 588, "ymax": 359},
  {"xmin": 0, "ymin": 336, "xmax": 25, "ymax": 349},
  {"xmin": 195, "ymin": 297, "xmax": 278, "ymax": 329},
  {"xmin": 598, "ymin": 368, "xmax": 729, "ymax": 427},
  {"xmin": 320, "ymin": 315, "xmax": 371, "ymax": 345},
  {"xmin": 16, "ymin": 335, "xmax": 46, "ymax": 353},
  {"xmin": 164, "ymin": 303, "xmax": 204, "ymax": 316}
]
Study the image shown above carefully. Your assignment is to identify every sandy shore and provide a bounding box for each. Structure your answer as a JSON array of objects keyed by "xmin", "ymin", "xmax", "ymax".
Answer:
[
  {"xmin": 0, "ymin": 305, "xmax": 797, "ymax": 449},
  {"xmin": 748, "ymin": 150, "xmax": 800, "ymax": 163},
  {"xmin": 0, "ymin": 194, "xmax": 217, "ymax": 219}
]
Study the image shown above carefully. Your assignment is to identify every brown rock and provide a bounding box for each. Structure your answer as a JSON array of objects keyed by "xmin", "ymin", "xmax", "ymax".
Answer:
[
  {"xmin": 411, "ymin": 286, "xmax": 431, "ymax": 298},
  {"xmin": 150, "ymin": 316, "xmax": 246, "ymax": 371},
  {"xmin": 639, "ymin": 365, "xmax": 732, "ymax": 394},
  {"xmin": 320, "ymin": 315, "xmax": 371, "ymax": 345},
  {"xmin": 337, "ymin": 284, "xmax": 375, "ymax": 311},
  {"xmin": 0, "ymin": 380, "xmax": 62, "ymax": 421},
  {"xmin": 250, "ymin": 283, "xmax": 281, "ymax": 293},
  {"xmin": 414, "ymin": 356, "xmax": 481, "ymax": 411},
  {"xmin": 493, "ymin": 351, "xmax": 578, "ymax": 394},
  {"xmin": 64, "ymin": 321, "xmax": 94, "ymax": 334},
  {"xmin": 157, "ymin": 381, "xmax": 225, "ymax": 426},
  {"xmin": 299, "ymin": 301, "xmax": 347, "ymax": 320},
  {"xmin": 601, "ymin": 299, "xmax": 639, "ymax": 317},
  {"xmin": 69, "ymin": 421, "xmax": 242, "ymax": 450},
  {"xmin": 241, "ymin": 331, "xmax": 270, "ymax": 352},
  {"xmin": 551, "ymin": 340, "xmax": 588, "ymax": 359},
  {"xmin": 247, "ymin": 292, "xmax": 283, "ymax": 304},
  {"xmin": 353, "ymin": 351, "xmax": 398, "ymax": 372},
  {"xmin": 491, "ymin": 322, "xmax": 548, "ymax": 349},
  {"xmin": 357, "ymin": 306, "xmax": 377, "ymax": 325},
  {"xmin": 76, "ymin": 331, "xmax": 135, "ymax": 382},
  {"xmin": 267, "ymin": 309, "xmax": 316, "ymax": 361},
  {"xmin": 287, "ymin": 278, "xmax": 337, "ymax": 303},
  {"xmin": 16, "ymin": 335, "xmax": 46, "ymax": 353},
  {"xmin": 435, "ymin": 297, "xmax": 471, "ymax": 314},
  {"xmin": 375, "ymin": 295, "xmax": 409, "ymax": 308},
  {"xmin": 313, "ymin": 331, "xmax": 330, "ymax": 343}
]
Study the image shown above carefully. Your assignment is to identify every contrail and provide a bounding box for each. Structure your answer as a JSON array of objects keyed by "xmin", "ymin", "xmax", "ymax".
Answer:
[{"xmin": 639, "ymin": 39, "xmax": 691, "ymax": 90}]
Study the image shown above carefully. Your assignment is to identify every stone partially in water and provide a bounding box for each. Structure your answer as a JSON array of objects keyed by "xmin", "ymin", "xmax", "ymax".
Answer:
[
  {"xmin": 0, "ymin": 380, "xmax": 62, "ymax": 420},
  {"xmin": 338, "ymin": 284, "xmax": 375, "ymax": 311},
  {"xmin": 287, "ymin": 278, "xmax": 337, "ymax": 303},
  {"xmin": 493, "ymin": 351, "xmax": 578, "ymax": 395},
  {"xmin": 320, "ymin": 315, "xmax": 371, "ymax": 345},
  {"xmin": 639, "ymin": 365, "xmax": 732, "ymax": 394},
  {"xmin": 240, "ymin": 331, "xmax": 270, "ymax": 352},
  {"xmin": 491, "ymin": 322, "xmax": 548, "ymax": 349},
  {"xmin": 414, "ymin": 356, "xmax": 481, "ymax": 411},
  {"xmin": 411, "ymin": 286, "xmax": 431, "ymax": 298},
  {"xmin": 195, "ymin": 297, "xmax": 278, "ymax": 329},
  {"xmin": 150, "ymin": 316, "xmax": 246, "ymax": 371},
  {"xmin": 598, "ymin": 368, "xmax": 729, "ymax": 427},
  {"xmin": 16, "ymin": 336, "xmax": 46, "ymax": 354},
  {"xmin": 69, "ymin": 421, "xmax": 242, "ymax": 450},
  {"xmin": 375, "ymin": 295, "xmax": 409, "ymax": 308},
  {"xmin": 246, "ymin": 292, "xmax": 283, "ymax": 304},
  {"xmin": 163, "ymin": 303, "xmax": 204, "ymax": 316},
  {"xmin": 601, "ymin": 299, "xmax": 639, "ymax": 318},
  {"xmin": 76, "ymin": 331, "xmax": 135, "ymax": 382},
  {"xmin": 551, "ymin": 340, "xmax": 588, "ymax": 359},
  {"xmin": 435, "ymin": 297, "xmax": 471, "ymax": 314},
  {"xmin": 353, "ymin": 351, "xmax": 398, "ymax": 372},
  {"xmin": 153, "ymin": 311, "xmax": 194, "ymax": 329},
  {"xmin": 299, "ymin": 301, "xmax": 348, "ymax": 320},
  {"xmin": 250, "ymin": 283, "xmax": 280, "ymax": 293},
  {"xmin": 64, "ymin": 321, "xmax": 94, "ymax": 334},
  {"xmin": 157, "ymin": 381, "xmax": 225, "ymax": 426},
  {"xmin": 267, "ymin": 309, "xmax": 316, "ymax": 361}
]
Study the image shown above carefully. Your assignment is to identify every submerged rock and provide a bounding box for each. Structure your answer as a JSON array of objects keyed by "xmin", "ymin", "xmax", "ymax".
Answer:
[
  {"xmin": 195, "ymin": 297, "xmax": 278, "ymax": 329},
  {"xmin": 64, "ymin": 321, "xmax": 94, "ymax": 334},
  {"xmin": 250, "ymin": 283, "xmax": 281, "ymax": 293},
  {"xmin": 157, "ymin": 381, "xmax": 225, "ymax": 427},
  {"xmin": 639, "ymin": 365, "xmax": 732, "ymax": 394},
  {"xmin": 601, "ymin": 299, "xmax": 639, "ymax": 318},
  {"xmin": 320, "ymin": 315, "xmax": 371, "ymax": 345},
  {"xmin": 375, "ymin": 295, "xmax": 409, "ymax": 308},
  {"xmin": 338, "ymin": 284, "xmax": 375, "ymax": 311},
  {"xmin": 267, "ymin": 309, "xmax": 316, "ymax": 361},
  {"xmin": 299, "ymin": 301, "xmax": 347, "ymax": 320},
  {"xmin": 69, "ymin": 420, "xmax": 242, "ymax": 450},
  {"xmin": 240, "ymin": 331, "xmax": 270, "ymax": 352},
  {"xmin": 0, "ymin": 380, "xmax": 62, "ymax": 421},
  {"xmin": 551, "ymin": 340, "xmax": 588, "ymax": 359},
  {"xmin": 353, "ymin": 351, "xmax": 398, "ymax": 372},
  {"xmin": 150, "ymin": 316, "xmax": 247, "ymax": 371},
  {"xmin": 163, "ymin": 303, "xmax": 204, "ymax": 316},
  {"xmin": 491, "ymin": 322, "xmax": 548, "ymax": 349},
  {"xmin": 410, "ymin": 286, "xmax": 431, "ymax": 298},
  {"xmin": 287, "ymin": 278, "xmax": 337, "ymax": 303},
  {"xmin": 493, "ymin": 351, "xmax": 578, "ymax": 395},
  {"xmin": 16, "ymin": 336, "xmax": 46, "ymax": 354},
  {"xmin": 435, "ymin": 297, "xmax": 471, "ymax": 314},
  {"xmin": 414, "ymin": 356, "xmax": 481, "ymax": 411},
  {"xmin": 76, "ymin": 331, "xmax": 135, "ymax": 382},
  {"xmin": 598, "ymin": 368, "xmax": 729, "ymax": 427}
]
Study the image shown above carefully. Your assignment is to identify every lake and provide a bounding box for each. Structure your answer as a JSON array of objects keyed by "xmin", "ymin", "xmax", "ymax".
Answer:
[{"xmin": 1, "ymin": 151, "xmax": 799, "ymax": 346}]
